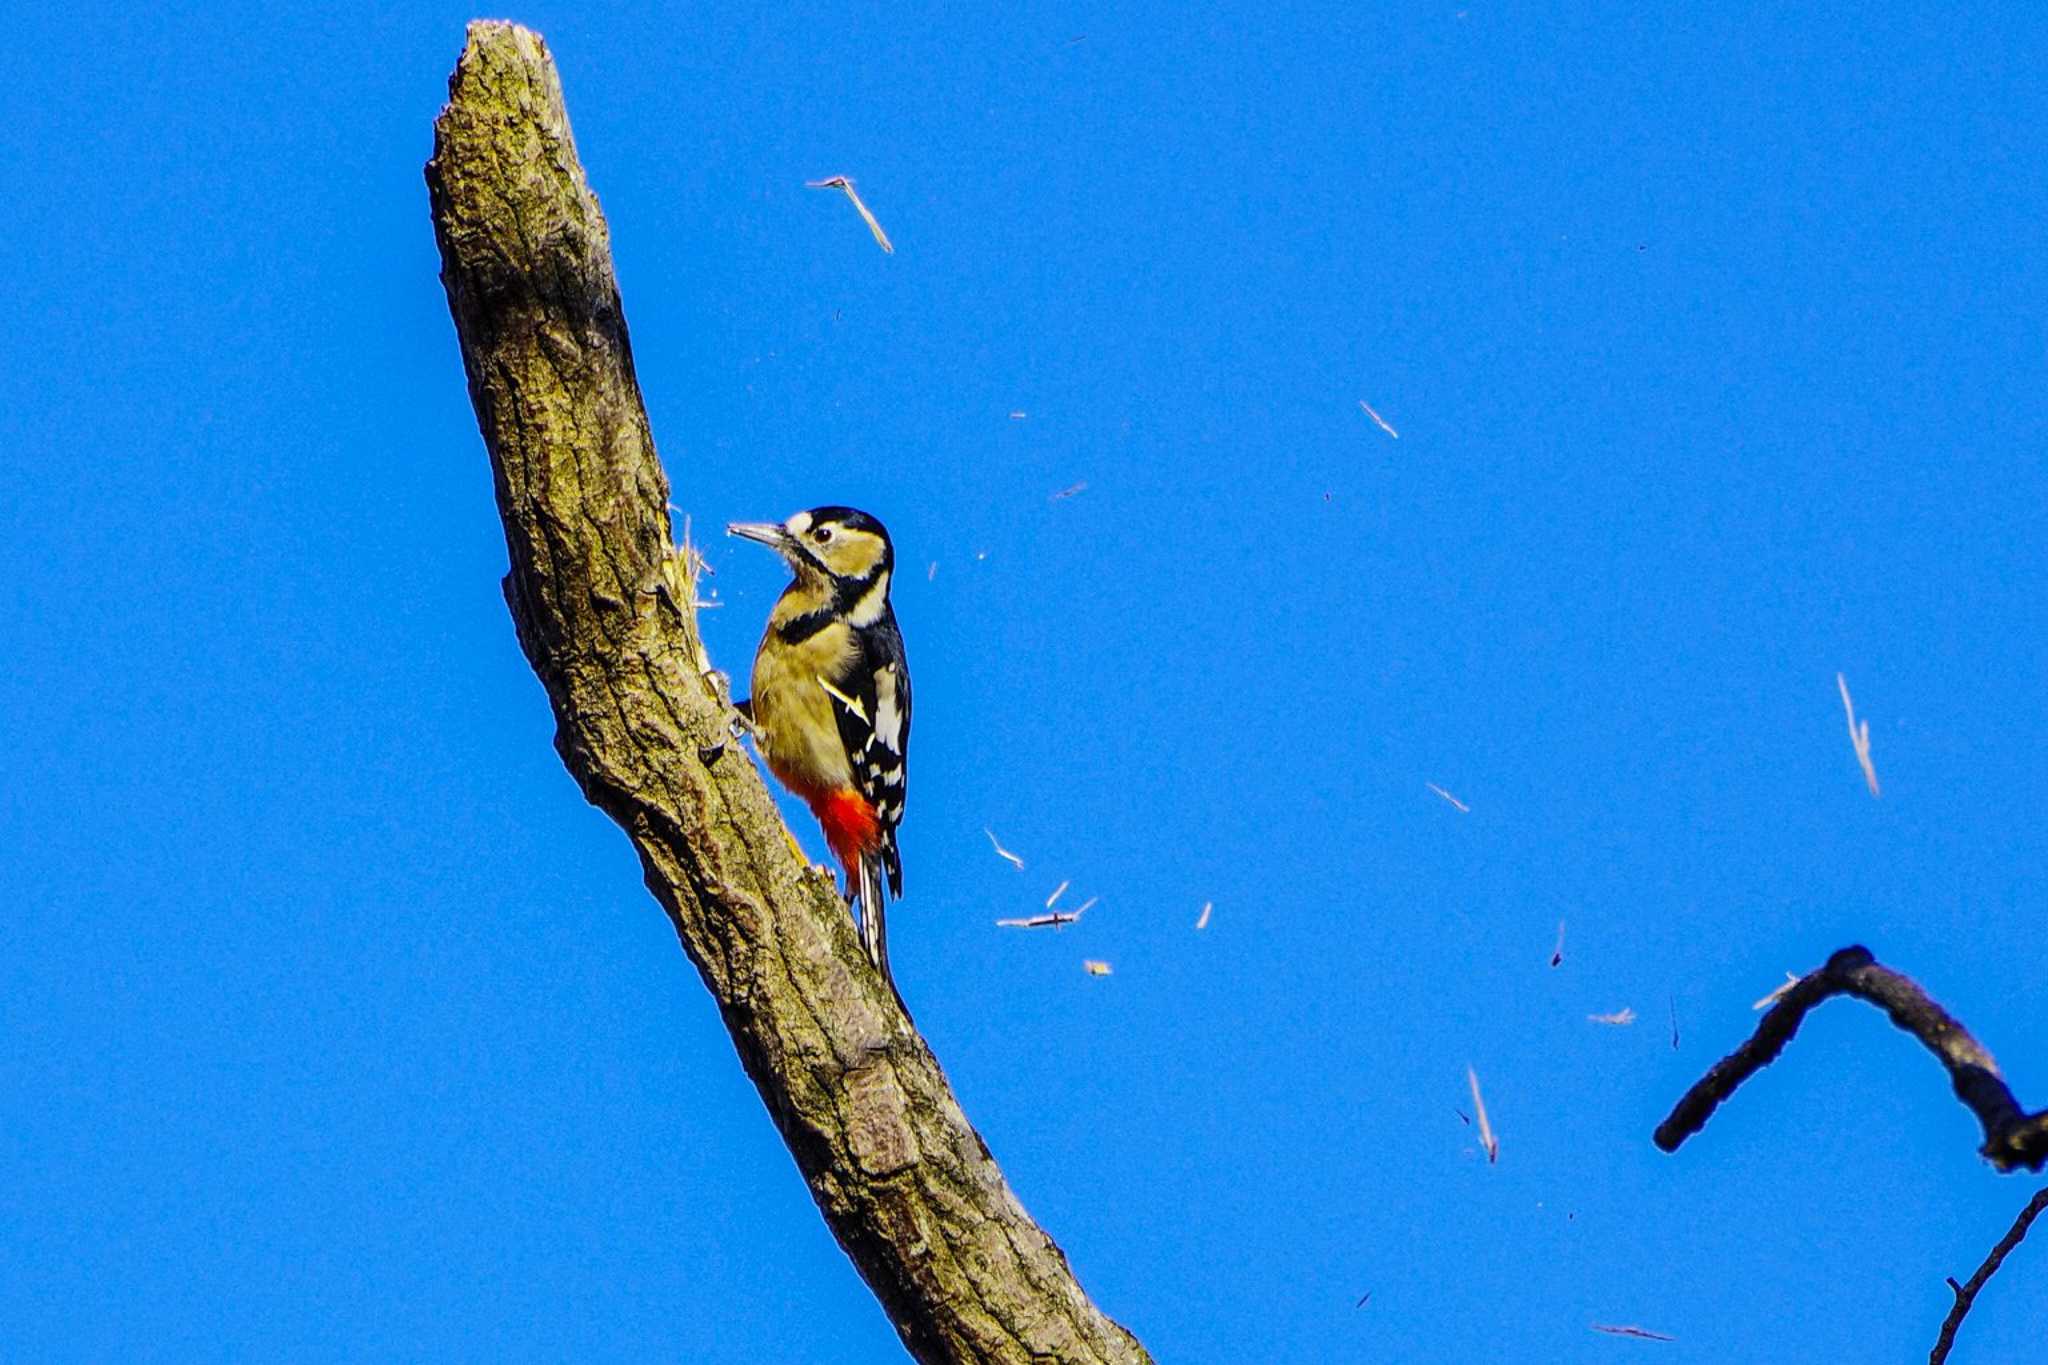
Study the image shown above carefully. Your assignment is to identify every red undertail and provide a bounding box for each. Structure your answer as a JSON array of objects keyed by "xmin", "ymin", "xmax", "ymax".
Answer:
[{"xmin": 812, "ymin": 788, "xmax": 881, "ymax": 876}]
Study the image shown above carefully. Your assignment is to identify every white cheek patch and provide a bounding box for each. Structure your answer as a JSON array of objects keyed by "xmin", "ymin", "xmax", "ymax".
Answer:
[{"xmin": 846, "ymin": 571, "xmax": 891, "ymax": 626}]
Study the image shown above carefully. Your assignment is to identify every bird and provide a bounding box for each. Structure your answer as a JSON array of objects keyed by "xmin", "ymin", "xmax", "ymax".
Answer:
[{"xmin": 727, "ymin": 506, "xmax": 910, "ymax": 987}]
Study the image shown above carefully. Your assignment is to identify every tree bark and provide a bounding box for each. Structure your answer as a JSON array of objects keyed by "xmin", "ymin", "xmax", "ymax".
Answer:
[
  {"xmin": 1656, "ymin": 946, "xmax": 2048, "ymax": 1173},
  {"xmin": 424, "ymin": 22, "xmax": 1151, "ymax": 1363}
]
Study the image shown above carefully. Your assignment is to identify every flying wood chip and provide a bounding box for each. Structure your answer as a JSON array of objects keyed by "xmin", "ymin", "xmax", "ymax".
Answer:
[
  {"xmin": 1083, "ymin": 960, "xmax": 1113, "ymax": 976},
  {"xmin": 1426, "ymin": 782, "xmax": 1470, "ymax": 813},
  {"xmin": 815, "ymin": 674, "xmax": 867, "ymax": 722},
  {"xmin": 997, "ymin": 910, "xmax": 1082, "ymax": 930},
  {"xmin": 998, "ymin": 897, "xmax": 1094, "ymax": 931},
  {"xmin": 1589, "ymin": 1008, "xmax": 1637, "ymax": 1026},
  {"xmin": 1836, "ymin": 671, "xmax": 1881, "ymax": 797},
  {"xmin": 1752, "ymin": 971, "xmax": 1802, "ymax": 1011},
  {"xmin": 983, "ymin": 827, "xmax": 1025, "ymax": 870},
  {"xmin": 1550, "ymin": 919, "xmax": 1566, "ymax": 968},
  {"xmin": 1357, "ymin": 398, "xmax": 1400, "ymax": 439},
  {"xmin": 806, "ymin": 175, "xmax": 894, "ymax": 254},
  {"xmin": 1590, "ymin": 1323, "xmax": 1675, "ymax": 1342},
  {"xmin": 1466, "ymin": 1066, "xmax": 1498, "ymax": 1163},
  {"xmin": 1196, "ymin": 901, "xmax": 1213, "ymax": 930}
]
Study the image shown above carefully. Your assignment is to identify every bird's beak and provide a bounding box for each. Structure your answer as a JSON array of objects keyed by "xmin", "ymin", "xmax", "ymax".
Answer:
[{"xmin": 726, "ymin": 521, "xmax": 793, "ymax": 554}]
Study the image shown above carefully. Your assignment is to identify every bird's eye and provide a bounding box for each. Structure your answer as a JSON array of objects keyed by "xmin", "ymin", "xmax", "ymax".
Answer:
[{"xmin": 811, "ymin": 526, "xmax": 834, "ymax": 544}]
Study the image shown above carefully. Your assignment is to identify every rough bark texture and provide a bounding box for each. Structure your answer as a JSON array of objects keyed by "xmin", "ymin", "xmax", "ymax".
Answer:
[
  {"xmin": 1656, "ymin": 946, "xmax": 2048, "ymax": 1173},
  {"xmin": 424, "ymin": 23, "xmax": 1150, "ymax": 1364}
]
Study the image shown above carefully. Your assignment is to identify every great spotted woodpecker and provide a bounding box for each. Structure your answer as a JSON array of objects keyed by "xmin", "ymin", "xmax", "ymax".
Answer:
[{"xmin": 727, "ymin": 507, "xmax": 910, "ymax": 985}]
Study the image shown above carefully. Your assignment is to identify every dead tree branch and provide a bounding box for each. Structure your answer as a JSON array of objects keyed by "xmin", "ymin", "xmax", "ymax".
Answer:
[
  {"xmin": 1655, "ymin": 946, "xmax": 2048, "ymax": 1172},
  {"xmin": 423, "ymin": 22, "xmax": 1149, "ymax": 1363},
  {"xmin": 1929, "ymin": 1186, "xmax": 2048, "ymax": 1363}
]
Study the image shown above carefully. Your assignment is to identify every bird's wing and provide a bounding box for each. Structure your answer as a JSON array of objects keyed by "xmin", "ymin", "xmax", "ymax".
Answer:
[{"xmin": 825, "ymin": 611, "xmax": 910, "ymax": 891}]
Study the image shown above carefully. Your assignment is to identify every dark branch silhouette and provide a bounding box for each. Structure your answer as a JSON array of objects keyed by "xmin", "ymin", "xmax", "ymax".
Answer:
[
  {"xmin": 1929, "ymin": 1186, "xmax": 2048, "ymax": 1363},
  {"xmin": 1656, "ymin": 946, "xmax": 2048, "ymax": 1173},
  {"xmin": 424, "ymin": 22, "xmax": 1149, "ymax": 1363}
]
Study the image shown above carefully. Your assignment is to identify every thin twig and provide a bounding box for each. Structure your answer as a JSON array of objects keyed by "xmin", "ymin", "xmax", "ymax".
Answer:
[
  {"xmin": 1655, "ymin": 946, "xmax": 2048, "ymax": 1172},
  {"xmin": 1929, "ymin": 1187, "xmax": 2048, "ymax": 1363},
  {"xmin": 1357, "ymin": 399, "xmax": 1399, "ymax": 439}
]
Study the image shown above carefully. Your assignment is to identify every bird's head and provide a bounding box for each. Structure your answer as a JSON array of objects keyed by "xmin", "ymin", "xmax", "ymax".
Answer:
[{"xmin": 728, "ymin": 506, "xmax": 895, "ymax": 590}]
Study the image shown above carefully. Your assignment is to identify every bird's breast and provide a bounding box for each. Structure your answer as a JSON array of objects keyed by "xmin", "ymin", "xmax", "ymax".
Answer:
[{"xmin": 752, "ymin": 618, "xmax": 857, "ymax": 793}]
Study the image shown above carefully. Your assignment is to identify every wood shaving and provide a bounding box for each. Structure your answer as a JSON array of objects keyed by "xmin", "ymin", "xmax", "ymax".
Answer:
[
  {"xmin": 806, "ymin": 175, "xmax": 894, "ymax": 254},
  {"xmin": 1837, "ymin": 672, "xmax": 1881, "ymax": 797},
  {"xmin": 1752, "ymin": 971, "xmax": 1802, "ymax": 1011},
  {"xmin": 997, "ymin": 909, "xmax": 1084, "ymax": 929},
  {"xmin": 1467, "ymin": 1066, "xmax": 1498, "ymax": 1163},
  {"xmin": 1426, "ymin": 782, "xmax": 1470, "ymax": 813},
  {"xmin": 983, "ymin": 828, "xmax": 1024, "ymax": 870},
  {"xmin": 815, "ymin": 674, "xmax": 867, "ymax": 722},
  {"xmin": 1357, "ymin": 398, "xmax": 1400, "ymax": 439}
]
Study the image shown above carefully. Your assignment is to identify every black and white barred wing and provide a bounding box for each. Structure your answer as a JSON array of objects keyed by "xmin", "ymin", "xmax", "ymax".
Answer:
[{"xmin": 828, "ymin": 614, "xmax": 911, "ymax": 894}]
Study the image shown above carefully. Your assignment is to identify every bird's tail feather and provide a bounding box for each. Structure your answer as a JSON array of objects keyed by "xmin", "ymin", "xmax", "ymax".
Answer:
[{"xmin": 856, "ymin": 854, "xmax": 890, "ymax": 986}]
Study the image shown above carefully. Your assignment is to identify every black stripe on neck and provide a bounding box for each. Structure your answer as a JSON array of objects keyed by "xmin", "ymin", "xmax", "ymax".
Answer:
[{"xmin": 776, "ymin": 607, "xmax": 838, "ymax": 644}]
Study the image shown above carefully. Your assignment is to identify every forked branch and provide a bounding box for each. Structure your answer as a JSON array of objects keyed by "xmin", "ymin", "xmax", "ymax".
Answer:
[
  {"xmin": 1929, "ymin": 1186, "xmax": 2048, "ymax": 1363},
  {"xmin": 424, "ymin": 22, "xmax": 1148, "ymax": 1363},
  {"xmin": 1656, "ymin": 946, "xmax": 2048, "ymax": 1172}
]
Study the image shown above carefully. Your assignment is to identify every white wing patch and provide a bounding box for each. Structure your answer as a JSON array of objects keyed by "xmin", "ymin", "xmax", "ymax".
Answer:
[
  {"xmin": 872, "ymin": 666, "xmax": 904, "ymax": 752},
  {"xmin": 856, "ymin": 664, "xmax": 908, "ymax": 835}
]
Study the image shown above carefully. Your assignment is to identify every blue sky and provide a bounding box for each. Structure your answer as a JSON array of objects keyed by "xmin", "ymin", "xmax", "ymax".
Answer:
[{"xmin": 4, "ymin": 3, "xmax": 2045, "ymax": 1359}]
